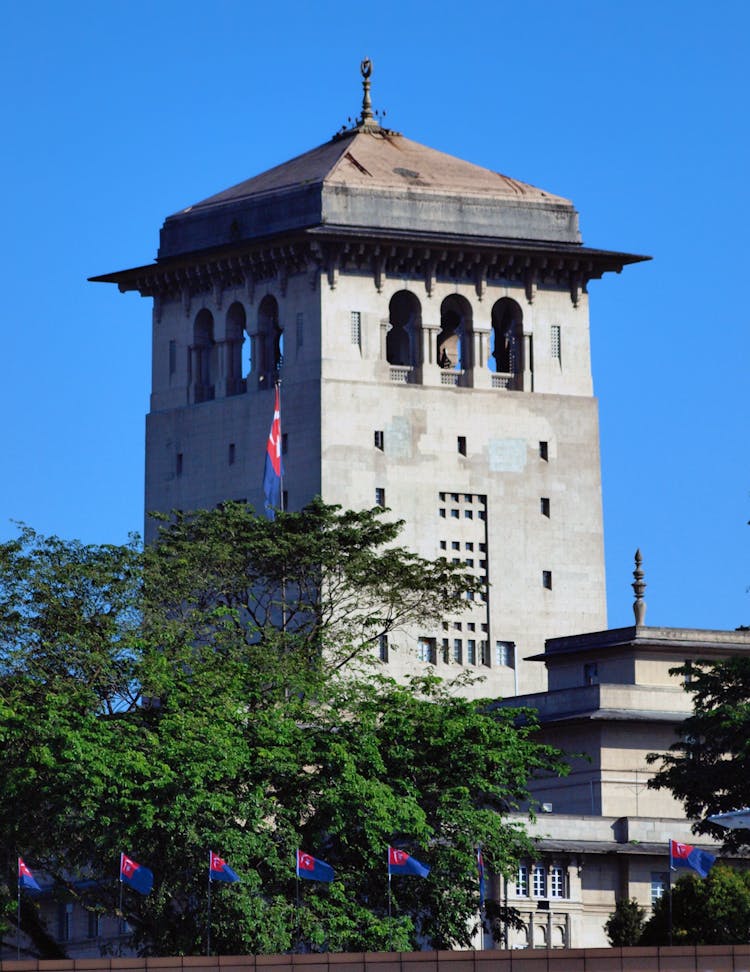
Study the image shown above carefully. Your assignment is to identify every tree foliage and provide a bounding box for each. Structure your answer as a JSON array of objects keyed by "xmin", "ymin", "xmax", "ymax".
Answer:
[
  {"xmin": 605, "ymin": 898, "xmax": 645, "ymax": 946},
  {"xmin": 648, "ymin": 658, "xmax": 750, "ymax": 852},
  {"xmin": 0, "ymin": 502, "xmax": 567, "ymax": 956},
  {"xmin": 640, "ymin": 866, "xmax": 750, "ymax": 946}
]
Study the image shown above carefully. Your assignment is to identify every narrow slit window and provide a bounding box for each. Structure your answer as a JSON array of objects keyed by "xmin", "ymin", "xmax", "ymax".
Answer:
[
  {"xmin": 374, "ymin": 430, "xmax": 384, "ymax": 450},
  {"xmin": 176, "ymin": 452, "xmax": 183, "ymax": 476},
  {"xmin": 228, "ymin": 443, "xmax": 236, "ymax": 465},
  {"xmin": 375, "ymin": 487, "xmax": 386, "ymax": 508},
  {"xmin": 168, "ymin": 339, "xmax": 177, "ymax": 377},
  {"xmin": 551, "ymin": 324, "xmax": 561, "ymax": 362},
  {"xmin": 543, "ymin": 570, "xmax": 553, "ymax": 589},
  {"xmin": 457, "ymin": 435, "xmax": 467, "ymax": 456},
  {"xmin": 281, "ymin": 433, "xmax": 288, "ymax": 455},
  {"xmin": 378, "ymin": 634, "xmax": 389, "ymax": 662},
  {"xmin": 539, "ymin": 440, "xmax": 549, "ymax": 461},
  {"xmin": 350, "ymin": 311, "xmax": 362, "ymax": 348},
  {"xmin": 541, "ymin": 497, "xmax": 550, "ymax": 517}
]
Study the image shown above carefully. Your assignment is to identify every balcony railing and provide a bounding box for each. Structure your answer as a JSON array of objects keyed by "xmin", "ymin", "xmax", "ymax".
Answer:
[{"xmin": 389, "ymin": 366, "xmax": 412, "ymax": 383}]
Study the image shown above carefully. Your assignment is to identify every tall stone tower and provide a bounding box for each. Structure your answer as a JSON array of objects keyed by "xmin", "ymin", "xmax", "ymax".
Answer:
[{"xmin": 93, "ymin": 62, "xmax": 647, "ymax": 697}]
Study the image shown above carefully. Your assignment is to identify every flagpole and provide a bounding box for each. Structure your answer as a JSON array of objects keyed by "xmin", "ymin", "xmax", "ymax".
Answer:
[
  {"xmin": 118, "ymin": 852, "xmax": 124, "ymax": 938},
  {"xmin": 387, "ymin": 849, "xmax": 392, "ymax": 952},
  {"xmin": 16, "ymin": 857, "xmax": 21, "ymax": 960},
  {"xmin": 207, "ymin": 851, "xmax": 212, "ymax": 957},
  {"xmin": 668, "ymin": 842, "xmax": 673, "ymax": 947},
  {"xmin": 277, "ymin": 380, "xmax": 284, "ymax": 514}
]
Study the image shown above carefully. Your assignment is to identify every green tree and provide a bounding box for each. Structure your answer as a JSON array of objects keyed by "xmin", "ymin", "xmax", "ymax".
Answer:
[
  {"xmin": 0, "ymin": 502, "xmax": 567, "ymax": 956},
  {"xmin": 648, "ymin": 657, "xmax": 750, "ymax": 852},
  {"xmin": 605, "ymin": 898, "xmax": 646, "ymax": 946},
  {"xmin": 640, "ymin": 866, "xmax": 750, "ymax": 945}
]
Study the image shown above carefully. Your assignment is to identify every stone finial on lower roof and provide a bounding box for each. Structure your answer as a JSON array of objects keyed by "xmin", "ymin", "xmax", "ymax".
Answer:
[{"xmin": 632, "ymin": 548, "xmax": 647, "ymax": 626}]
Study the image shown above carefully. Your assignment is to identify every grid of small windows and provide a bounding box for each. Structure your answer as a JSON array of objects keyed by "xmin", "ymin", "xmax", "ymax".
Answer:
[
  {"xmin": 551, "ymin": 324, "xmax": 561, "ymax": 361},
  {"xmin": 496, "ymin": 641, "xmax": 515, "ymax": 668},
  {"xmin": 515, "ymin": 865, "xmax": 529, "ymax": 897},
  {"xmin": 550, "ymin": 865, "xmax": 566, "ymax": 898},
  {"xmin": 350, "ymin": 311, "xmax": 362, "ymax": 347},
  {"xmin": 532, "ymin": 864, "xmax": 546, "ymax": 897}
]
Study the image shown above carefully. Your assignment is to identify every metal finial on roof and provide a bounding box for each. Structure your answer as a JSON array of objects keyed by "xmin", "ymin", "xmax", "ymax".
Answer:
[
  {"xmin": 632, "ymin": 548, "xmax": 647, "ymax": 626},
  {"xmin": 360, "ymin": 57, "xmax": 374, "ymax": 124}
]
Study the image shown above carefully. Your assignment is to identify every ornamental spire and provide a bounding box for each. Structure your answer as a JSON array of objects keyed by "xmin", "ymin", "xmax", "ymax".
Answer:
[
  {"xmin": 632, "ymin": 548, "xmax": 647, "ymax": 626},
  {"xmin": 359, "ymin": 57, "xmax": 374, "ymax": 124}
]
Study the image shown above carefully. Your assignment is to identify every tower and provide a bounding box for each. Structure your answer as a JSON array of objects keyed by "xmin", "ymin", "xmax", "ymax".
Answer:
[{"xmin": 92, "ymin": 63, "xmax": 647, "ymax": 697}]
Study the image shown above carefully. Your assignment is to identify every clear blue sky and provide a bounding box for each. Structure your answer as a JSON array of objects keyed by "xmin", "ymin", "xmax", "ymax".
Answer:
[{"xmin": 1, "ymin": 0, "xmax": 747, "ymax": 630}]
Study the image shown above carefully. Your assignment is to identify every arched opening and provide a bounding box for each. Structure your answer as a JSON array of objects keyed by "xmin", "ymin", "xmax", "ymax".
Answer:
[
  {"xmin": 437, "ymin": 295, "xmax": 472, "ymax": 371},
  {"xmin": 386, "ymin": 290, "xmax": 421, "ymax": 366},
  {"xmin": 192, "ymin": 309, "xmax": 216, "ymax": 403},
  {"xmin": 225, "ymin": 302, "xmax": 246, "ymax": 396},
  {"xmin": 257, "ymin": 295, "xmax": 282, "ymax": 387},
  {"xmin": 490, "ymin": 297, "xmax": 523, "ymax": 375}
]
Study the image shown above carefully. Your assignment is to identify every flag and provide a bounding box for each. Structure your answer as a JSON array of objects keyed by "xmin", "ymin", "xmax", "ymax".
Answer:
[
  {"xmin": 263, "ymin": 385, "xmax": 282, "ymax": 520},
  {"xmin": 477, "ymin": 845, "xmax": 485, "ymax": 908},
  {"xmin": 209, "ymin": 851, "xmax": 240, "ymax": 883},
  {"xmin": 120, "ymin": 853, "xmax": 154, "ymax": 895},
  {"xmin": 296, "ymin": 849, "xmax": 334, "ymax": 883},
  {"xmin": 18, "ymin": 857, "xmax": 40, "ymax": 892},
  {"xmin": 388, "ymin": 846, "xmax": 430, "ymax": 878},
  {"xmin": 670, "ymin": 839, "xmax": 716, "ymax": 878}
]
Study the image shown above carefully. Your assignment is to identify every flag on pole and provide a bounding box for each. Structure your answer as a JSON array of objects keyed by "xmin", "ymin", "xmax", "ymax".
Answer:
[
  {"xmin": 263, "ymin": 385, "xmax": 282, "ymax": 520},
  {"xmin": 296, "ymin": 849, "xmax": 334, "ymax": 883},
  {"xmin": 388, "ymin": 846, "xmax": 430, "ymax": 878},
  {"xmin": 120, "ymin": 853, "xmax": 154, "ymax": 895},
  {"xmin": 209, "ymin": 851, "xmax": 240, "ymax": 883},
  {"xmin": 18, "ymin": 857, "xmax": 40, "ymax": 892},
  {"xmin": 477, "ymin": 845, "xmax": 485, "ymax": 907},
  {"xmin": 670, "ymin": 839, "xmax": 716, "ymax": 878}
]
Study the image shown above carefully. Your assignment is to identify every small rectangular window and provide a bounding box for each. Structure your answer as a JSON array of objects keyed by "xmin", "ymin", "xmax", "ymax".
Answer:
[
  {"xmin": 464, "ymin": 509, "xmax": 473, "ymax": 519},
  {"xmin": 584, "ymin": 662, "xmax": 599, "ymax": 685},
  {"xmin": 651, "ymin": 872, "xmax": 668, "ymax": 905},
  {"xmin": 176, "ymin": 452, "xmax": 183, "ymax": 476},
  {"xmin": 539, "ymin": 440, "xmax": 549, "ymax": 461},
  {"xmin": 464, "ymin": 493, "xmax": 473, "ymax": 503},
  {"xmin": 457, "ymin": 435, "xmax": 467, "ymax": 456},
  {"xmin": 515, "ymin": 865, "xmax": 529, "ymax": 897},
  {"xmin": 439, "ymin": 491, "xmax": 446, "ymax": 500},
  {"xmin": 451, "ymin": 492, "xmax": 460, "ymax": 502},
  {"xmin": 452, "ymin": 541, "xmax": 460, "ymax": 550},
  {"xmin": 439, "ymin": 540, "xmax": 447, "ymax": 550},
  {"xmin": 550, "ymin": 866, "xmax": 566, "ymax": 898},
  {"xmin": 481, "ymin": 640, "xmax": 490, "ymax": 666},
  {"xmin": 228, "ymin": 443, "xmax": 236, "ymax": 465},
  {"xmin": 417, "ymin": 637, "xmax": 436, "ymax": 664},
  {"xmin": 453, "ymin": 639, "xmax": 462, "ymax": 664},
  {"xmin": 451, "ymin": 509, "xmax": 459, "ymax": 518},
  {"xmin": 465, "ymin": 542, "xmax": 474, "ymax": 550},
  {"xmin": 467, "ymin": 639, "xmax": 476, "ymax": 664},
  {"xmin": 442, "ymin": 638, "xmax": 450, "ymax": 663},
  {"xmin": 296, "ymin": 312, "xmax": 304, "ymax": 350},
  {"xmin": 350, "ymin": 311, "xmax": 362, "ymax": 347},
  {"xmin": 378, "ymin": 634, "xmax": 389, "ymax": 662},
  {"xmin": 168, "ymin": 339, "xmax": 177, "ymax": 377},
  {"xmin": 532, "ymin": 864, "xmax": 547, "ymax": 897},
  {"xmin": 282, "ymin": 433, "xmax": 288, "ymax": 455},
  {"xmin": 467, "ymin": 622, "xmax": 476, "ymax": 632},
  {"xmin": 496, "ymin": 641, "xmax": 515, "ymax": 668},
  {"xmin": 88, "ymin": 911, "xmax": 102, "ymax": 939},
  {"xmin": 542, "ymin": 570, "xmax": 552, "ymax": 589},
  {"xmin": 551, "ymin": 324, "xmax": 561, "ymax": 362},
  {"xmin": 375, "ymin": 487, "xmax": 386, "ymax": 508},
  {"xmin": 374, "ymin": 430, "xmax": 384, "ymax": 450},
  {"xmin": 439, "ymin": 508, "xmax": 446, "ymax": 518},
  {"xmin": 541, "ymin": 497, "xmax": 550, "ymax": 517}
]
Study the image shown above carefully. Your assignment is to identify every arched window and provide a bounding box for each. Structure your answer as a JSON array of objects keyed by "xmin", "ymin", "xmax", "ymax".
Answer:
[
  {"xmin": 490, "ymin": 298, "xmax": 523, "ymax": 376},
  {"xmin": 192, "ymin": 309, "xmax": 216, "ymax": 403},
  {"xmin": 225, "ymin": 302, "xmax": 246, "ymax": 396},
  {"xmin": 387, "ymin": 290, "xmax": 421, "ymax": 366},
  {"xmin": 257, "ymin": 295, "xmax": 282, "ymax": 387},
  {"xmin": 437, "ymin": 295, "xmax": 472, "ymax": 371}
]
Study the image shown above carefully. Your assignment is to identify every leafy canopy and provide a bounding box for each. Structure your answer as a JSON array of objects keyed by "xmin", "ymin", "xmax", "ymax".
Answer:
[{"xmin": 0, "ymin": 501, "xmax": 567, "ymax": 956}]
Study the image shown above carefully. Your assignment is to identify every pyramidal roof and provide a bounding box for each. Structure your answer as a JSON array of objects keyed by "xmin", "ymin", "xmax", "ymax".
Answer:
[
  {"xmin": 185, "ymin": 128, "xmax": 570, "ymax": 212},
  {"xmin": 158, "ymin": 63, "xmax": 581, "ymax": 260}
]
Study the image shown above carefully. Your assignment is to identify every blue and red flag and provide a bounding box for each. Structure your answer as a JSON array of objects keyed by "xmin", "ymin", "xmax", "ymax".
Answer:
[
  {"xmin": 18, "ymin": 857, "xmax": 40, "ymax": 892},
  {"xmin": 263, "ymin": 385, "xmax": 282, "ymax": 520},
  {"xmin": 120, "ymin": 853, "xmax": 154, "ymax": 895},
  {"xmin": 477, "ymin": 845, "xmax": 485, "ymax": 907},
  {"xmin": 209, "ymin": 851, "xmax": 240, "ymax": 883},
  {"xmin": 670, "ymin": 839, "xmax": 716, "ymax": 878},
  {"xmin": 296, "ymin": 849, "xmax": 334, "ymax": 883},
  {"xmin": 388, "ymin": 846, "xmax": 430, "ymax": 878}
]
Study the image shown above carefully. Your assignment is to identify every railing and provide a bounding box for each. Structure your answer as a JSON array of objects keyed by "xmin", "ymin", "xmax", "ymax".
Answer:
[
  {"xmin": 491, "ymin": 372, "xmax": 514, "ymax": 389},
  {"xmin": 389, "ymin": 366, "xmax": 412, "ymax": 383},
  {"xmin": 440, "ymin": 370, "xmax": 464, "ymax": 386}
]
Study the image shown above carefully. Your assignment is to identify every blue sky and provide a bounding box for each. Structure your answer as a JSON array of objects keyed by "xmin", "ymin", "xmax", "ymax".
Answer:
[{"xmin": 1, "ymin": 0, "xmax": 747, "ymax": 630}]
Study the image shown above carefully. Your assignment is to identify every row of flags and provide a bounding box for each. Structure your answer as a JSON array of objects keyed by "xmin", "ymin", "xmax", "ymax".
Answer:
[{"xmin": 17, "ymin": 846, "xmax": 432, "ymax": 896}]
